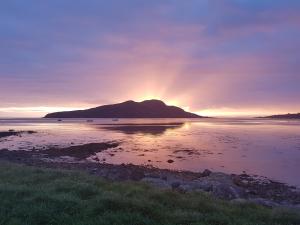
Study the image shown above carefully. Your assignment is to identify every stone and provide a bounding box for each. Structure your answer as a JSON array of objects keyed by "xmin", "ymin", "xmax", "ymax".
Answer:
[
  {"xmin": 230, "ymin": 198, "xmax": 248, "ymax": 205},
  {"xmin": 130, "ymin": 170, "xmax": 145, "ymax": 181},
  {"xmin": 141, "ymin": 177, "xmax": 171, "ymax": 189},
  {"xmin": 192, "ymin": 180, "xmax": 213, "ymax": 191},
  {"xmin": 202, "ymin": 169, "xmax": 212, "ymax": 177},
  {"xmin": 249, "ymin": 198, "xmax": 279, "ymax": 208},
  {"xmin": 294, "ymin": 204, "xmax": 300, "ymax": 209},
  {"xmin": 90, "ymin": 168, "xmax": 98, "ymax": 174},
  {"xmin": 212, "ymin": 183, "xmax": 244, "ymax": 199},
  {"xmin": 191, "ymin": 172, "xmax": 246, "ymax": 200},
  {"xmin": 171, "ymin": 181, "xmax": 181, "ymax": 189},
  {"xmin": 146, "ymin": 173, "xmax": 160, "ymax": 178},
  {"xmin": 232, "ymin": 175, "xmax": 243, "ymax": 186},
  {"xmin": 177, "ymin": 184, "xmax": 193, "ymax": 193}
]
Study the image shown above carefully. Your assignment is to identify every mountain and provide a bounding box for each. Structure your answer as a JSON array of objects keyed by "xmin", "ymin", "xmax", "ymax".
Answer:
[
  {"xmin": 260, "ymin": 113, "xmax": 300, "ymax": 119},
  {"xmin": 44, "ymin": 100, "xmax": 203, "ymax": 118}
]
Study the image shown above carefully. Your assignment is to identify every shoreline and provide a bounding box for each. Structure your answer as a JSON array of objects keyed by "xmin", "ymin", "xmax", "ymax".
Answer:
[
  {"xmin": 0, "ymin": 142, "xmax": 299, "ymax": 209},
  {"xmin": 1, "ymin": 162, "xmax": 299, "ymax": 225}
]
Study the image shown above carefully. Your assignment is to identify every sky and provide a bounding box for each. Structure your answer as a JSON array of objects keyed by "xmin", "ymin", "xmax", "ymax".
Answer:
[{"xmin": 0, "ymin": 0, "xmax": 300, "ymax": 117}]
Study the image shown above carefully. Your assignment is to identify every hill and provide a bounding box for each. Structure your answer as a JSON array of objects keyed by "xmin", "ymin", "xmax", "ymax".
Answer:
[
  {"xmin": 44, "ymin": 100, "xmax": 203, "ymax": 118},
  {"xmin": 261, "ymin": 113, "xmax": 300, "ymax": 119}
]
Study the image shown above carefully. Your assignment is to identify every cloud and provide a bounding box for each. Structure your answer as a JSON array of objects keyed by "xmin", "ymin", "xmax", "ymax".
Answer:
[{"xmin": 0, "ymin": 0, "xmax": 299, "ymax": 116}]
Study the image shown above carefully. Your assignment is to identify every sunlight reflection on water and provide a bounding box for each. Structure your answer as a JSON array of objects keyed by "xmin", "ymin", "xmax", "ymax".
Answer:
[{"xmin": 0, "ymin": 118, "xmax": 300, "ymax": 186}]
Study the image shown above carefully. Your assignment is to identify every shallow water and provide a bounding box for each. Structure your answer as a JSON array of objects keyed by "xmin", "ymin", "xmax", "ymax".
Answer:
[{"xmin": 0, "ymin": 118, "xmax": 300, "ymax": 186}]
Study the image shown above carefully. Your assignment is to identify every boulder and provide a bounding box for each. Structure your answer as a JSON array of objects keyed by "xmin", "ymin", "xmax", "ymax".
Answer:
[{"xmin": 191, "ymin": 172, "xmax": 246, "ymax": 199}]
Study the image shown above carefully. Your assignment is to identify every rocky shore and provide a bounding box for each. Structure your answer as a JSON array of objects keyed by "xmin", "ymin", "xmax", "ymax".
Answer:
[
  {"xmin": 0, "ymin": 142, "xmax": 299, "ymax": 210},
  {"xmin": 0, "ymin": 130, "xmax": 36, "ymax": 139}
]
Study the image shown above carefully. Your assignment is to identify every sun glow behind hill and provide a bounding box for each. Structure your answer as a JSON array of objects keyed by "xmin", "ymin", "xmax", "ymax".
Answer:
[
  {"xmin": 0, "ymin": 98, "xmax": 298, "ymax": 118},
  {"xmin": 1, "ymin": 1, "xmax": 300, "ymax": 118},
  {"xmin": 137, "ymin": 95, "xmax": 190, "ymax": 112}
]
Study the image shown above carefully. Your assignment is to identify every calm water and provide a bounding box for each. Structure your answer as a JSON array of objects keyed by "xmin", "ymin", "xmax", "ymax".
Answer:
[{"xmin": 1, "ymin": 118, "xmax": 300, "ymax": 186}]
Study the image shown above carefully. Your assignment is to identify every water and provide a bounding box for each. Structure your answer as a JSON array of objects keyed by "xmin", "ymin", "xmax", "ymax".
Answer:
[{"xmin": 1, "ymin": 118, "xmax": 300, "ymax": 186}]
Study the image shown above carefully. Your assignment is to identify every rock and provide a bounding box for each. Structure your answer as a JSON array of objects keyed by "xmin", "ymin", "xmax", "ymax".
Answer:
[
  {"xmin": 191, "ymin": 172, "xmax": 246, "ymax": 199},
  {"xmin": 101, "ymin": 168, "xmax": 127, "ymax": 181},
  {"xmin": 167, "ymin": 159, "xmax": 174, "ymax": 163},
  {"xmin": 191, "ymin": 180, "xmax": 213, "ymax": 192},
  {"xmin": 42, "ymin": 142, "xmax": 119, "ymax": 159},
  {"xmin": 231, "ymin": 198, "xmax": 248, "ymax": 205},
  {"xmin": 209, "ymin": 172, "xmax": 232, "ymax": 182},
  {"xmin": 177, "ymin": 184, "xmax": 193, "ymax": 193},
  {"xmin": 202, "ymin": 169, "xmax": 212, "ymax": 177},
  {"xmin": 90, "ymin": 168, "xmax": 98, "ymax": 174},
  {"xmin": 171, "ymin": 181, "xmax": 181, "ymax": 189},
  {"xmin": 141, "ymin": 177, "xmax": 171, "ymax": 189},
  {"xmin": 292, "ymin": 204, "xmax": 300, "ymax": 210},
  {"xmin": 212, "ymin": 183, "xmax": 244, "ymax": 199},
  {"xmin": 232, "ymin": 175, "xmax": 245, "ymax": 186},
  {"xmin": 277, "ymin": 204, "xmax": 300, "ymax": 211},
  {"xmin": 245, "ymin": 189, "xmax": 257, "ymax": 195},
  {"xmin": 26, "ymin": 130, "xmax": 36, "ymax": 134},
  {"xmin": 249, "ymin": 198, "xmax": 279, "ymax": 208},
  {"xmin": 146, "ymin": 173, "xmax": 160, "ymax": 179},
  {"xmin": 130, "ymin": 170, "xmax": 144, "ymax": 181}
]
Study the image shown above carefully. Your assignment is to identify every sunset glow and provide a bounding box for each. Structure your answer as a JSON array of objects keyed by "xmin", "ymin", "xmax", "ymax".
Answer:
[
  {"xmin": 0, "ymin": 107, "xmax": 86, "ymax": 118},
  {"xmin": 1, "ymin": 2, "xmax": 300, "ymax": 223},
  {"xmin": 0, "ymin": 1, "xmax": 299, "ymax": 117}
]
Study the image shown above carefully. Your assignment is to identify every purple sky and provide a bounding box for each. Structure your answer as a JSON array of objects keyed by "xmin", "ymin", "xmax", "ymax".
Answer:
[{"xmin": 1, "ymin": 0, "xmax": 300, "ymax": 117}]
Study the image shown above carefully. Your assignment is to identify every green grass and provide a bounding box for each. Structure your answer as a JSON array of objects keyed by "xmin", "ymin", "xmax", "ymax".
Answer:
[{"xmin": 0, "ymin": 162, "xmax": 299, "ymax": 225}]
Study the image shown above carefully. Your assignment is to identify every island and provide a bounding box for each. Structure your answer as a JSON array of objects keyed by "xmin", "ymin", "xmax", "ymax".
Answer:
[
  {"xmin": 260, "ymin": 113, "xmax": 300, "ymax": 119},
  {"xmin": 44, "ymin": 99, "xmax": 203, "ymax": 118}
]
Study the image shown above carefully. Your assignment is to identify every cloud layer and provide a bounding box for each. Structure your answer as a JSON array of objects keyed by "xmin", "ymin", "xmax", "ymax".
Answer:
[{"xmin": 1, "ymin": 0, "xmax": 300, "ymax": 116}]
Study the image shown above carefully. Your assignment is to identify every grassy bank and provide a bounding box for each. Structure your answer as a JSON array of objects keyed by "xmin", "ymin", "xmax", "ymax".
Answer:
[{"xmin": 0, "ymin": 162, "xmax": 299, "ymax": 225}]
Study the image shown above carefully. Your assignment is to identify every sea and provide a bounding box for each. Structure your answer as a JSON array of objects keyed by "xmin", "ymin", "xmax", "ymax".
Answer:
[{"xmin": 0, "ymin": 118, "xmax": 300, "ymax": 186}]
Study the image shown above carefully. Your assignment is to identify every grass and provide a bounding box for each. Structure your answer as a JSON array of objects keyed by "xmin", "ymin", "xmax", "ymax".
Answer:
[{"xmin": 0, "ymin": 162, "xmax": 299, "ymax": 225}]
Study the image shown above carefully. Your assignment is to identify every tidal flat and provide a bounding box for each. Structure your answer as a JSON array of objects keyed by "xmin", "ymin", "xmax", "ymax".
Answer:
[{"xmin": 1, "ymin": 118, "xmax": 300, "ymax": 186}]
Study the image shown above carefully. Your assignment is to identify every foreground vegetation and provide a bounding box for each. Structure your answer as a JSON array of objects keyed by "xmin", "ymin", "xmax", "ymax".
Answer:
[{"xmin": 0, "ymin": 162, "xmax": 299, "ymax": 225}]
